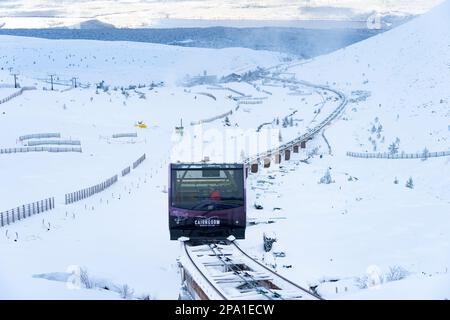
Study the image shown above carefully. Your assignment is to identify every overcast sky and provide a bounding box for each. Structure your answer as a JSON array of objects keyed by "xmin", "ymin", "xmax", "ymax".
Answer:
[{"xmin": 0, "ymin": 0, "xmax": 445, "ymax": 28}]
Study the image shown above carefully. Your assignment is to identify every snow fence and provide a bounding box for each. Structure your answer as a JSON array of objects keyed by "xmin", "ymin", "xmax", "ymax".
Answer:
[{"xmin": 347, "ymin": 151, "xmax": 450, "ymax": 159}]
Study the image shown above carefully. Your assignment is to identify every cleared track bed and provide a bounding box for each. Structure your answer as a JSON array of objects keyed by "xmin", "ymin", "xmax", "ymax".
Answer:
[{"xmin": 180, "ymin": 241, "xmax": 322, "ymax": 300}]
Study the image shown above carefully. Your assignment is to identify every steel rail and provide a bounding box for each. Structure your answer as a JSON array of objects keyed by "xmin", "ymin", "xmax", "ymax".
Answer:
[
  {"xmin": 183, "ymin": 242, "xmax": 228, "ymax": 300},
  {"xmin": 209, "ymin": 243, "xmax": 281, "ymax": 300},
  {"xmin": 231, "ymin": 241, "xmax": 323, "ymax": 300}
]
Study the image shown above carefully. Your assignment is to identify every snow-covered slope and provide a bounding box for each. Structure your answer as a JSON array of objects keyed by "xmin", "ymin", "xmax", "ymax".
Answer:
[
  {"xmin": 290, "ymin": 0, "xmax": 450, "ymax": 153},
  {"xmin": 241, "ymin": 0, "xmax": 450, "ymax": 299},
  {"xmin": 0, "ymin": 35, "xmax": 284, "ymax": 86},
  {"xmin": 0, "ymin": 40, "xmax": 291, "ymax": 299},
  {"xmin": 0, "ymin": 0, "xmax": 449, "ymax": 300}
]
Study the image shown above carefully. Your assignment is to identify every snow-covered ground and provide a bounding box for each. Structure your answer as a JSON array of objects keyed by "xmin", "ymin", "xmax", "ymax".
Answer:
[
  {"xmin": 0, "ymin": 40, "xmax": 309, "ymax": 299},
  {"xmin": 0, "ymin": 35, "xmax": 284, "ymax": 86},
  {"xmin": 1, "ymin": 0, "xmax": 449, "ymax": 300},
  {"xmin": 242, "ymin": 0, "xmax": 450, "ymax": 299}
]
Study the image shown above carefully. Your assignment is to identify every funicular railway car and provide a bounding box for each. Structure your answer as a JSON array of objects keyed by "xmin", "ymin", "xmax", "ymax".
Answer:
[{"xmin": 169, "ymin": 163, "xmax": 246, "ymax": 240}]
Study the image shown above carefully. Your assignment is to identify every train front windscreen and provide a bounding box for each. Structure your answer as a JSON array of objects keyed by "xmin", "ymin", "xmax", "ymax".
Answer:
[
  {"xmin": 169, "ymin": 164, "xmax": 246, "ymax": 240},
  {"xmin": 172, "ymin": 167, "xmax": 244, "ymax": 210}
]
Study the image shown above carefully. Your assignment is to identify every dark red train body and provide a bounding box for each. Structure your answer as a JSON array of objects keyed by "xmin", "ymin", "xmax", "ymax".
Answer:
[{"xmin": 169, "ymin": 163, "xmax": 246, "ymax": 241}]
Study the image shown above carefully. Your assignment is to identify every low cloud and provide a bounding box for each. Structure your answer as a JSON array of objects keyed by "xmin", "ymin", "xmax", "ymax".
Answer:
[
  {"xmin": 6, "ymin": 10, "xmax": 64, "ymax": 17},
  {"xmin": 299, "ymin": 6, "xmax": 356, "ymax": 18}
]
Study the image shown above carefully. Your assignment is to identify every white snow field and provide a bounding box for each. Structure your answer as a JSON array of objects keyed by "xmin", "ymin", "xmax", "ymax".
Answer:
[
  {"xmin": 0, "ymin": 35, "xmax": 285, "ymax": 86},
  {"xmin": 1, "ymin": 0, "xmax": 449, "ymax": 300},
  {"xmin": 243, "ymin": 0, "xmax": 450, "ymax": 299}
]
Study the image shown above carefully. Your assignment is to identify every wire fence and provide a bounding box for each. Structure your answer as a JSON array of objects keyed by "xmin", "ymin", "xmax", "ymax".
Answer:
[
  {"xmin": 122, "ymin": 166, "xmax": 131, "ymax": 177},
  {"xmin": 0, "ymin": 198, "xmax": 55, "ymax": 228},
  {"xmin": 347, "ymin": 151, "xmax": 450, "ymax": 159},
  {"xmin": 0, "ymin": 146, "xmax": 82, "ymax": 154},
  {"xmin": 26, "ymin": 140, "xmax": 81, "ymax": 146},
  {"xmin": 112, "ymin": 133, "xmax": 138, "ymax": 138},
  {"xmin": 195, "ymin": 92, "xmax": 217, "ymax": 101},
  {"xmin": 206, "ymin": 86, "xmax": 228, "ymax": 91},
  {"xmin": 241, "ymin": 96, "xmax": 268, "ymax": 101},
  {"xmin": 19, "ymin": 133, "xmax": 61, "ymax": 141},
  {"xmin": 133, "ymin": 154, "xmax": 146, "ymax": 169},
  {"xmin": 65, "ymin": 175, "xmax": 118, "ymax": 204},
  {"xmin": 238, "ymin": 100, "xmax": 263, "ymax": 105},
  {"xmin": 1, "ymin": 153, "xmax": 147, "ymax": 227},
  {"xmin": 225, "ymin": 87, "xmax": 247, "ymax": 97},
  {"xmin": 205, "ymin": 86, "xmax": 248, "ymax": 97},
  {"xmin": 0, "ymin": 86, "xmax": 36, "ymax": 105},
  {"xmin": 190, "ymin": 110, "xmax": 233, "ymax": 125},
  {"xmin": 261, "ymin": 83, "xmax": 283, "ymax": 87},
  {"xmin": 0, "ymin": 89, "xmax": 23, "ymax": 104}
]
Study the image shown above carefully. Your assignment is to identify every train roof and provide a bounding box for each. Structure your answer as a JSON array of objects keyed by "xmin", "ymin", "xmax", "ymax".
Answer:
[{"xmin": 170, "ymin": 163, "xmax": 244, "ymax": 170}]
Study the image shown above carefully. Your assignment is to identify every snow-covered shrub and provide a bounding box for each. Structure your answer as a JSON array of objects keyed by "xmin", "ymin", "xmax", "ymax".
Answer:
[
  {"xmin": 385, "ymin": 266, "xmax": 409, "ymax": 282},
  {"xmin": 319, "ymin": 169, "xmax": 334, "ymax": 184},
  {"xmin": 355, "ymin": 275, "xmax": 370, "ymax": 289},
  {"xmin": 355, "ymin": 267, "xmax": 385, "ymax": 289},
  {"xmin": 389, "ymin": 142, "xmax": 399, "ymax": 155},
  {"xmin": 405, "ymin": 177, "xmax": 414, "ymax": 189},
  {"xmin": 263, "ymin": 232, "xmax": 277, "ymax": 252},
  {"xmin": 421, "ymin": 147, "xmax": 429, "ymax": 160},
  {"xmin": 79, "ymin": 268, "xmax": 93, "ymax": 289},
  {"xmin": 377, "ymin": 124, "xmax": 383, "ymax": 134},
  {"xmin": 119, "ymin": 284, "xmax": 134, "ymax": 299},
  {"xmin": 394, "ymin": 177, "xmax": 399, "ymax": 184}
]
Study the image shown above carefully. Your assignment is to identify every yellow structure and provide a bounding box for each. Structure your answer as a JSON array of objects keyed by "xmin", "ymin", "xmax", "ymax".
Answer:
[{"xmin": 134, "ymin": 121, "xmax": 148, "ymax": 129}]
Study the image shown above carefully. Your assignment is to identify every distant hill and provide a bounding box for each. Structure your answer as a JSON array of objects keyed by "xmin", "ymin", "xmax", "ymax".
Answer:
[
  {"xmin": 70, "ymin": 19, "xmax": 116, "ymax": 30},
  {"xmin": 0, "ymin": 26, "xmax": 380, "ymax": 58}
]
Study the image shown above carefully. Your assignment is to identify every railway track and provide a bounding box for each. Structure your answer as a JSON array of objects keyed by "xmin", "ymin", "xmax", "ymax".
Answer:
[
  {"xmin": 244, "ymin": 76, "xmax": 347, "ymax": 165},
  {"xmin": 180, "ymin": 241, "xmax": 322, "ymax": 300},
  {"xmin": 179, "ymin": 73, "xmax": 347, "ymax": 300}
]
